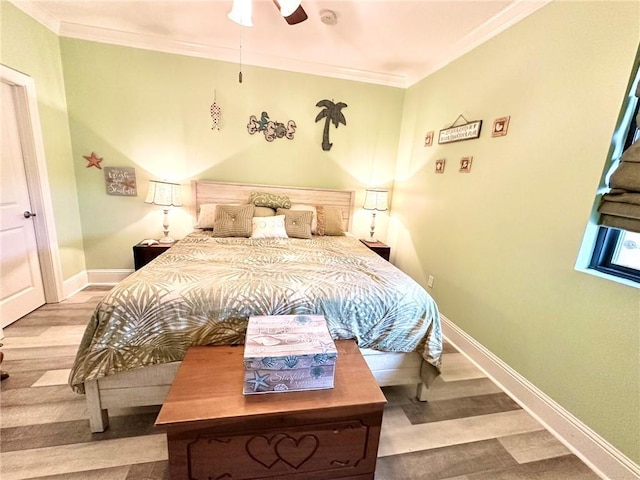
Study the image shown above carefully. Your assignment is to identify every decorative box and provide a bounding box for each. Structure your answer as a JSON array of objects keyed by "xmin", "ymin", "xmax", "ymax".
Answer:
[{"xmin": 243, "ymin": 314, "xmax": 338, "ymax": 395}]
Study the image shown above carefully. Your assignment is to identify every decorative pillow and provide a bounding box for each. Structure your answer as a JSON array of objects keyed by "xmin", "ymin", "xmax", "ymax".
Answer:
[
  {"xmin": 195, "ymin": 203, "xmax": 219, "ymax": 229},
  {"xmin": 277, "ymin": 209, "xmax": 313, "ymax": 239},
  {"xmin": 290, "ymin": 204, "xmax": 318, "ymax": 234},
  {"xmin": 249, "ymin": 191, "xmax": 292, "ymax": 209},
  {"xmin": 251, "ymin": 215, "xmax": 288, "ymax": 239},
  {"xmin": 316, "ymin": 205, "xmax": 345, "ymax": 236},
  {"xmin": 254, "ymin": 206, "xmax": 276, "ymax": 217},
  {"xmin": 212, "ymin": 204, "xmax": 255, "ymax": 237}
]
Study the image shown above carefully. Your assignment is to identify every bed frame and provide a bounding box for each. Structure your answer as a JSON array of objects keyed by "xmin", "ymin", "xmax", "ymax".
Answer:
[{"xmin": 84, "ymin": 180, "xmax": 428, "ymax": 433}]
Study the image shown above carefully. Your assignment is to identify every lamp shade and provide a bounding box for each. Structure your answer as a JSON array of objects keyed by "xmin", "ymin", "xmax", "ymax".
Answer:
[
  {"xmin": 228, "ymin": 0, "xmax": 253, "ymax": 27},
  {"xmin": 363, "ymin": 189, "xmax": 389, "ymax": 212},
  {"xmin": 278, "ymin": 0, "xmax": 302, "ymax": 17},
  {"xmin": 145, "ymin": 180, "xmax": 182, "ymax": 207}
]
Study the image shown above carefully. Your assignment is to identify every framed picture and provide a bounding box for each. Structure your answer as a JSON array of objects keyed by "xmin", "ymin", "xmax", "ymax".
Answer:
[
  {"xmin": 435, "ymin": 159, "xmax": 445, "ymax": 173},
  {"xmin": 491, "ymin": 116, "xmax": 510, "ymax": 137},
  {"xmin": 424, "ymin": 131, "xmax": 434, "ymax": 147},
  {"xmin": 459, "ymin": 156, "xmax": 473, "ymax": 173},
  {"xmin": 104, "ymin": 167, "xmax": 137, "ymax": 196}
]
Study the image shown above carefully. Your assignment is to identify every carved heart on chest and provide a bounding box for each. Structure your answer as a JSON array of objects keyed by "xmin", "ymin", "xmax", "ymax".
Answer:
[{"xmin": 247, "ymin": 433, "xmax": 319, "ymax": 470}]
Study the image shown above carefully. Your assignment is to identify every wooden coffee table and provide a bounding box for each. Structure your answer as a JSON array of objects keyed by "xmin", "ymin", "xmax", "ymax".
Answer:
[{"xmin": 155, "ymin": 339, "xmax": 386, "ymax": 480}]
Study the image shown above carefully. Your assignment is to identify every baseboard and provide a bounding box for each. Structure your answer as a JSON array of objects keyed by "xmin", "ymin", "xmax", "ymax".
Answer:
[
  {"xmin": 440, "ymin": 314, "xmax": 639, "ymax": 480},
  {"xmin": 87, "ymin": 269, "xmax": 133, "ymax": 285},
  {"xmin": 62, "ymin": 270, "xmax": 89, "ymax": 299},
  {"xmin": 62, "ymin": 269, "xmax": 132, "ymax": 299}
]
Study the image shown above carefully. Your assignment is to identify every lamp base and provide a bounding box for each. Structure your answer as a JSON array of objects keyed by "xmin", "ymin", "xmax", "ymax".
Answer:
[
  {"xmin": 363, "ymin": 238, "xmax": 378, "ymax": 244},
  {"xmin": 158, "ymin": 236, "xmax": 175, "ymax": 244}
]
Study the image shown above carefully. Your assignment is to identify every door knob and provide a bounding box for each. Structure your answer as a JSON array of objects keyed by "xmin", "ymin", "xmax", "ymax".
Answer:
[{"xmin": 23, "ymin": 211, "xmax": 36, "ymax": 218}]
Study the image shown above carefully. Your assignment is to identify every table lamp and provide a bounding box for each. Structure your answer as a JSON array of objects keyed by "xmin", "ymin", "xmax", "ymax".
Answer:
[
  {"xmin": 362, "ymin": 188, "xmax": 388, "ymax": 243},
  {"xmin": 145, "ymin": 180, "xmax": 182, "ymax": 244}
]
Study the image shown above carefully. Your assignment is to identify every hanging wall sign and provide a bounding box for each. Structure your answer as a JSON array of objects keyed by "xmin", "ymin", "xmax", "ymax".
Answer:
[
  {"xmin": 104, "ymin": 167, "xmax": 137, "ymax": 196},
  {"xmin": 438, "ymin": 119, "xmax": 482, "ymax": 144}
]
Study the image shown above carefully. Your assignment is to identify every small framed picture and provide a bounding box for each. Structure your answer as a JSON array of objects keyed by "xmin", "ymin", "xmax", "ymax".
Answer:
[
  {"xmin": 435, "ymin": 158, "xmax": 445, "ymax": 173},
  {"xmin": 459, "ymin": 156, "xmax": 473, "ymax": 173},
  {"xmin": 424, "ymin": 131, "xmax": 434, "ymax": 147},
  {"xmin": 492, "ymin": 116, "xmax": 510, "ymax": 137}
]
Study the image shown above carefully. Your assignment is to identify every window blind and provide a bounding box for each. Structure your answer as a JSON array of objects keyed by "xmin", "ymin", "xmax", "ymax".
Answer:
[{"xmin": 598, "ymin": 81, "xmax": 640, "ymax": 233}]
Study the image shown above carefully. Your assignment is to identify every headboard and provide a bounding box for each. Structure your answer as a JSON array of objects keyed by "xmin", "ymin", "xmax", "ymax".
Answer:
[{"xmin": 191, "ymin": 180, "xmax": 356, "ymax": 231}]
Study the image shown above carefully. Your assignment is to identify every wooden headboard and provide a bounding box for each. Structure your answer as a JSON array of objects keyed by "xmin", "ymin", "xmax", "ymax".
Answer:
[{"xmin": 191, "ymin": 180, "xmax": 356, "ymax": 231}]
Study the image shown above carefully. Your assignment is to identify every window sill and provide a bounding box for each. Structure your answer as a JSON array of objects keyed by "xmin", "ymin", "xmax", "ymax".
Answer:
[{"xmin": 575, "ymin": 265, "xmax": 640, "ymax": 289}]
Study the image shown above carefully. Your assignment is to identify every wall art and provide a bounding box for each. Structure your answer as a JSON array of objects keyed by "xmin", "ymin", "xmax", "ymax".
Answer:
[
  {"xmin": 424, "ymin": 131, "xmax": 434, "ymax": 147},
  {"xmin": 315, "ymin": 99, "xmax": 347, "ymax": 151},
  {"xmin": 459, "ymin": 156, "xmax": 473, "ymax": 173},
  {"xmin": 247, "ymin": 112, "xmax": 296, "ymax": 142},
  {"xmin": 491, "ymin": 116, "xmax": 510, "ymax": 137},
  {"xmin": 104, "ymin": 167, "xmax": 137, "ymax": 196},
  {"xmin": 438, "ymin": 114, "xmax": 482, "ymax": 144},
  {"xmin": 83, "ymin": 152, "xmax": 103, "ymax": 169},
  {"xmin": 435, "ymin": 159, "xmax": 446, "ymax": 173}
]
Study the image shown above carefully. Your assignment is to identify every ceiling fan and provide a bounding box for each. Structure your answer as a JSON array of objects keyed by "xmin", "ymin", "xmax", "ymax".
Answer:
[{"xmin": 228, "ymin": 0, "xmax": 308, "ymax": 27}]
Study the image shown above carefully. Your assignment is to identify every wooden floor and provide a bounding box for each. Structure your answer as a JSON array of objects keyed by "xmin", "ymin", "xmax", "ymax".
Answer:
[{"xmin": 0, "ymin": 286, "xmax": 602, "ymax": 480}]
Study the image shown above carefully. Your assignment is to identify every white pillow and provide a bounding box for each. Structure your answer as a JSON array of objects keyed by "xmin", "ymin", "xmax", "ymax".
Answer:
[
  {"xmin": 251, "ymin": 215, "xmax": 288, "ymax": 239},
  {"xmin": 290, "ymin": 204, "xmax": 317, "ymax": 234},
  {"xmin": 195, "ymin": 203, "xmax": 219, "ymax": 229}
]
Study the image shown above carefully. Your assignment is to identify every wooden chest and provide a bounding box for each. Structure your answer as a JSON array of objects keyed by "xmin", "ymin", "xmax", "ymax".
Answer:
[{"xmin": 155, "ymin": 340, "xmax": 386, "ymax": 480}]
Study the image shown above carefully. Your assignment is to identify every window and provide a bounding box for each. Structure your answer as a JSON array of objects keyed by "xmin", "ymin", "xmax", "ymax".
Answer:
[
  {"xmin": 590, "ymin": 228, "xmax": 640, "ymax": 283},
  {"xmin": 589, "ymin": 77, "xmax": 640, "ymax": 284}
]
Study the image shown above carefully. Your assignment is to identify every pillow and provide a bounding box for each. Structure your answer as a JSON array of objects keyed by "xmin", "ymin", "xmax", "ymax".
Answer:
[
  {"xmin": 212, "ymin": 204, "xmax": 255, "ymax": 237},
  {"xmin": 289, "ymin": 204, "xmax": 318, "ymax": 234},
  {"xmin": 254, "ymin": 206, "xmax": 276, "ymax": 217},
  {"xmin": 277, "ymin": 209, "xmax": 313, "ymax": 239},
  {"xmin": 195, "ymin": 203, "xmax": 219, "ymax": 229},
  {"xmin": 249, "ymin": 191, "xmax": 292, "ymax": 209},
  {"xmin": 196, "ymin": 203, "xmax": 252, "ymax": 228},
  {"xmin": 251, "ymin": 215, "xmax": 288, "ymax": 239},
  {"xmin": 316, "ymin": 205, "xmax": 345, "ymax": 236}
]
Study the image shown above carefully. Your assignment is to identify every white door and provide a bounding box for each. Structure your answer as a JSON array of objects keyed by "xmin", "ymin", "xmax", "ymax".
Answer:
[{"xmin": 0, "ymin": 80, "xmax": 46, "ymax": 328}]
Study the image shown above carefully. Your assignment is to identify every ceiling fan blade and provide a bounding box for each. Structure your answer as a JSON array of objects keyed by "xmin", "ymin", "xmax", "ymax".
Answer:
[{"xmin": 272, "ymin": 0, "xmax": 308, "ymax": 25}]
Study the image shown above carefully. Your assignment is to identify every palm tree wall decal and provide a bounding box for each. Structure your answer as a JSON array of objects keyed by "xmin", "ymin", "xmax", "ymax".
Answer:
[{"xmin": 315, "ymin": 99, "xmax": 347, "ymax": 151}]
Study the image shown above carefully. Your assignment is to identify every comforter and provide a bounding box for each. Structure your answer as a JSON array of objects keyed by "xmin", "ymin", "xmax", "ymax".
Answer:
[{"xmin": 69, "ymin": 232, "xmax": 441, "ymax": 393}]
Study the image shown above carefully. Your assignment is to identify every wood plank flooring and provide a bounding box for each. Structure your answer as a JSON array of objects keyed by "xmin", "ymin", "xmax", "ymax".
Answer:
[{"xmin": 0, "ymin": 286, "xmax": 601, "ymax": 479}]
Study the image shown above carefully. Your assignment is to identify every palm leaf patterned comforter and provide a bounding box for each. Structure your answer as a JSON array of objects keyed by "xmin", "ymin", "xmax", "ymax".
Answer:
[{"xmin": 69, "ymin": 232, "xmax": 442, "ymax": 393}]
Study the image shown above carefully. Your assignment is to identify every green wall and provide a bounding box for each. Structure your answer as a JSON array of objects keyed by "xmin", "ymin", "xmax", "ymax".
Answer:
[
  {"xmin": 58, "ymin": 39, "xmax": 404, "ymax": 269},
  {"xmin": 3, "ymin": 0, "xmax": 639, "ymax": 466},
  {"xmin": 392, "ymin": 1, "xmax": 640, "ymax": 462},
  {"xmin": 1, "ymin": 3, "xmax": 86, "ymax": 279}
]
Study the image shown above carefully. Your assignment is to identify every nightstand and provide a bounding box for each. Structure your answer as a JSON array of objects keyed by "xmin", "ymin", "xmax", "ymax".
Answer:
[
  {"xmin": 359, "ymin": 239, "xmax": 390, "ymax": 261},
  {"xmin": 133, "ymin": 241, "xmax": 173, "ymax": 270}
]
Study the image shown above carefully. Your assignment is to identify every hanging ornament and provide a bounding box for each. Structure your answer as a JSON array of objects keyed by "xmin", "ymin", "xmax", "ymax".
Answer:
[{"xmin": 210, "ymin": 90, "xmax": 221, "ymax": 131}]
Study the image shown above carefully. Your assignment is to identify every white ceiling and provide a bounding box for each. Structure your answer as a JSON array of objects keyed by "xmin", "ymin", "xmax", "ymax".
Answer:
[{"xmin": 12, "ymin": 0, "xmax": 550, "ymax": 88}]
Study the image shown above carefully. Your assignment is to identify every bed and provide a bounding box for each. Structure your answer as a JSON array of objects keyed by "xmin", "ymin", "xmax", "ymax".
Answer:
[{"xmin": 70, "ymin": 181, "xmax": 442, "ymax": 432}]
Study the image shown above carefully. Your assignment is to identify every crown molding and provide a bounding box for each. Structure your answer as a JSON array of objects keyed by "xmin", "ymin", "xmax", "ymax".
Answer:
[
  {"xmin": 407, "ymin": 0, "xmax": 553, "ymax": 87},
  {"xmin": 10, "ymin": 0, "xmax": 60, "ymax": 33},
  {"xmin": 9, "ymin": 0, "xmax": 551, "ymax": 89},
  {"xmin": 56, "ymin": 20, "xmax": 409, "ymax": 87}
]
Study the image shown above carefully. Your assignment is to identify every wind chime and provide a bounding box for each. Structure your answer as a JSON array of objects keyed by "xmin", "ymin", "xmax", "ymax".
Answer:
[{"xmin": 210, "ymin": 90, "xmax": 221, "ymax": 131}]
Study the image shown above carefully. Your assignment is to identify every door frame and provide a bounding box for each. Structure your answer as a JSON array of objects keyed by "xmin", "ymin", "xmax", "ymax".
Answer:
[{"xmin": 1, "ymin": 64, "xmax": 64, "ymax": 303}]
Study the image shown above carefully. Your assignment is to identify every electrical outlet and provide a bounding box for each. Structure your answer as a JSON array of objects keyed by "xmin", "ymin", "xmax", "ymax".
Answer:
[{"xmin": 427, "ymin": 275, "xmax": 434, "ymax": 288}]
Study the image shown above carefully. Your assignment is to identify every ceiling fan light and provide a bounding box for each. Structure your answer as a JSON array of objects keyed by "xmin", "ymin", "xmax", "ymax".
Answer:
[
  {"xmin": 278, "ymin": 0, "xmax": 302, "ymax": 17},
  {"xmin": 228, "ymin": 0, "xmax": 253, "ymax": 27}
]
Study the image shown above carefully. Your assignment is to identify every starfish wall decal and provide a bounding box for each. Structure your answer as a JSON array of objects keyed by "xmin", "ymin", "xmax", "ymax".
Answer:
[{"xmin": 83, "ymin": 152, "xmax": 103, "ymax": 169}]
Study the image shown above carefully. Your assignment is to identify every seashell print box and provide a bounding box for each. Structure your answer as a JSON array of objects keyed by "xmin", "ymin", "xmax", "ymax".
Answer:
[{"xmin": 243, "ymin": 315, "xmax": 338, "ymax": 394}]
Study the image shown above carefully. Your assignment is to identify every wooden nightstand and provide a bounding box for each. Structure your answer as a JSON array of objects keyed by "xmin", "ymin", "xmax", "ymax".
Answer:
[
  {"xmin": 359, "ymin": 239, "xmax": 390, "ymax": 261},
  {"xmin": 133, "ymin": 241, "xmax": 173, "ymax": 270}
]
